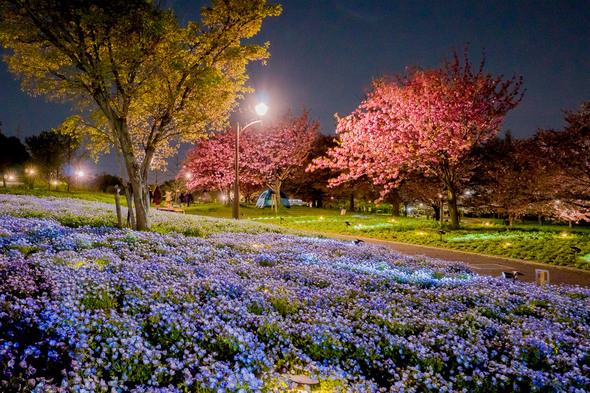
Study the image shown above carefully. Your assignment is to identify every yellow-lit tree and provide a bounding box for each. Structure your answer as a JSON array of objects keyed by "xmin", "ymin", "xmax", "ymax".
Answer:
[{"xmin": 0, "ymin": 0, "xmax": 281, "ymax": 229}]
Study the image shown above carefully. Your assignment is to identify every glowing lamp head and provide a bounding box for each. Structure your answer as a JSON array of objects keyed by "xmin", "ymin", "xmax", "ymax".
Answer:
[
  {"xmin": 254, "ymin": 102, "xmax": 268, "ymax": 116},
  {"xmin": 561, "ymin": 233, "xmax": 568, "ymax": 238},
  {"xmin": 77, "ymin": 171, "xmax": 84, "ymax": 177},
  {"xmin": 8, "ymin": 175, "xmax": 15, "ymax": 181},
  {"xmin": 505, "ymin": 242, "xmax": 511, "ymax": 246}
]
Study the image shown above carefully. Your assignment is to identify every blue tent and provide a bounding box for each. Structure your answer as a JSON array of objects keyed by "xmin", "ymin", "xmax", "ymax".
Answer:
[{"xmin": 256, "ymin": 189, "xmax": 291, "ymax": 208}]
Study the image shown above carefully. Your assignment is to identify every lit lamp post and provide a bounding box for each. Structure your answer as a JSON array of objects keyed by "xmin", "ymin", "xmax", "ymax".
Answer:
[
  {"xmin": 25, "ymin": 168, "xmax": 35, "ymax": 189},
  {"xmin": 233, "ymin": 102, "xmax": 268, "ymax": 219},
  {"xmin": 76, "ymin": 170, "xmax": 85, "ymax": 191}
]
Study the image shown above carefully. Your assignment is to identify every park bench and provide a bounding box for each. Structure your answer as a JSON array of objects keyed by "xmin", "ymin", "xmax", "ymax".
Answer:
[{"xmin": 156, "ymin": 206, "xmax": 185, "ymax": 214}]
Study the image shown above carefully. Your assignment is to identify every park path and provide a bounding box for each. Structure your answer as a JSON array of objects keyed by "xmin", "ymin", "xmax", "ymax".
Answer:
[{"xmin": 326, "ymin": 233, "xmax": 590, "ymax": 287}]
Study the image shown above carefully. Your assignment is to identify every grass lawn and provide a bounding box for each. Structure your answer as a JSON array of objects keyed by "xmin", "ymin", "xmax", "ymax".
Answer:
[
  {"xmin": 253, "ymin": 214, "xmax": 590, "ymax": 270},
  {"xmin": 3, "ymin": 187, "xmax": 589, "ymax": 269}
]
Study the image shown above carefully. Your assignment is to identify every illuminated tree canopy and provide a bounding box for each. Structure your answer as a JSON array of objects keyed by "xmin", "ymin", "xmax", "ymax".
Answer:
[
  {"xmin": 0, "ymin": 0, "xmax": 281, "ymax": 230},
  {"xmin": 310, "ymin": 50, "xmax": 524, "ymax": 228}
]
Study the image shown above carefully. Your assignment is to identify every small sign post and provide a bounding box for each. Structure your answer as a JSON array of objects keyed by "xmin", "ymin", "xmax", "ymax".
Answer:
[{"xmin": 535, "ymin": 269, "xmax": 550, "ymax": 286}]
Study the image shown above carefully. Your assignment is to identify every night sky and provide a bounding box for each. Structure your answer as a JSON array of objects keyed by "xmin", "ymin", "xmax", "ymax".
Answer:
[{"xmin": 0, "ymin": 0, "xmax": 588, "ymax": 177}]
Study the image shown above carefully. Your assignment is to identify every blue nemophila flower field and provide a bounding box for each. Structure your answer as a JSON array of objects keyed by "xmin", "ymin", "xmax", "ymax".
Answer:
[{"xmin": 0, "ymin": 195, "xmax": 589, "ymax": 392}]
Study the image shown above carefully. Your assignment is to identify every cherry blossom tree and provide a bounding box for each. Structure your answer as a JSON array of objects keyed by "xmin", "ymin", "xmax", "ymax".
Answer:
[
  {"xmin": 181, "ymin": 128, "xmax": 261, "ymax": 201},
  {"xmin": 284, "ymin": 133, "xmax": 338, "ymax": 208},
  {"xmin": 310, "ymin": 49, "xmax": 523, "ymax": 228},
  {"xmin": 533, "ymin": 102, "xmax": 590, "ymax": 224},
  {"xmin": 242, "ymin": 109, "xmax": 318, "ymax": 213}
]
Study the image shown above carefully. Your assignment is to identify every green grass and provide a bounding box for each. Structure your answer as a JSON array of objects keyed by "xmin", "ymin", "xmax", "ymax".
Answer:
[
  {"xmin": 257, "ymin": 214, "xmax": 590, "ymax": 269},
  {"xmin": 3, "ymin": 186, "xmax": 589, "ymax": 269},
  {"xmin": 0, "ymin": 187, "xmax": 121, "ymax": 205}
]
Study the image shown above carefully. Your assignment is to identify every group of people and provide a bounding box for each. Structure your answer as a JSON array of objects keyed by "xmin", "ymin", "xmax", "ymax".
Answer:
[{"xmin": 150, "ymin": 186, "xmax": 193, "ymax": 209}]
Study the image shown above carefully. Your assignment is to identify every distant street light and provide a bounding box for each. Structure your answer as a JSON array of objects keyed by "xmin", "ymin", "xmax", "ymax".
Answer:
[
  {"xmin": 233, "ymin": 102, "xmax": 268, "ymax": 220},
  {"xmin": 75, "ymin": 170, "xmax": 86, "ymax": 191},
  {"xmin": 25, "ymin": 168, "xmax": 35, "ymax": 189}
]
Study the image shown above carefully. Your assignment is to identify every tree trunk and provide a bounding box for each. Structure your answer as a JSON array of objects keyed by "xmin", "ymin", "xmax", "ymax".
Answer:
[
  {"xmin": 268, "ymin": 179, "xmax": 282, "ymax": 214},
  {"xmin": 538, "ymin": 215, "xmax": 543, "ymax": 225},
  {"xmin": 112, "ymin": 118, "xmax": 149, "ymax": 231},
  {"xmin": 439, "ymin": 160, "xmax": 460, "ymax": 229},
  {"xmin": 569, "ymin": 220, "xmax": 573, "ymax": 228},
  {"xmin": 349, "ymin": 193, "xmax": 355, "ymax": 212},
  {"xmin": 432, "ymin": 205, "xmax": 440, "ymax": 221},
  {"xmin": 384, "ymin": 189, "xmax": 401, "ymax": 217},
  {"xmin": 446, "ymin": 185, "xmax": 460, "ymax": 229},
  {"xmin": 391, "ymin": 202, "xmax": 400, "ymax": 217},
  {"xmin": 315, "ymin": 195, "xmax": 323, "ymax": 208}
]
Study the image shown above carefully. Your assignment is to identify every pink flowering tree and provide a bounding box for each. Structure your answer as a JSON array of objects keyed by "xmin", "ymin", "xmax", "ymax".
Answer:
[
  {"xmin": 242, "ymin": 109, "xmax": 318, "ymax": 212},
  {"xmin": 533, "ymin": 102, "xmax": 590, "ymax": 225},
  {"xmin": 310, "ymin": 50, "xmax": 523, "ymax": 228},
  {"xmin": 181, "ymin": 128, "xmax": 261, "ymax": 202}
]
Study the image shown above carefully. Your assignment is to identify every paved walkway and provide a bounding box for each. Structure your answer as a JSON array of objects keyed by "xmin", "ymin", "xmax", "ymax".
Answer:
[{"xmin": 329, "ymin": 234, "xmax": 590, "ymax": 287}]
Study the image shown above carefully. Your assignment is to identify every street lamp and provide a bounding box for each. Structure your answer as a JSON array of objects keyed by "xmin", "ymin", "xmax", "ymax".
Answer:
[
  {"xmin": 25, "ymin": 168, "xmax": 35, "ymax": 189},
  {"xmin": 76, "ymin": 170, "xmax": 85, "ymax": 191},
  {"xmin": 233, "ymin": 102, "xmax": 268, "ymax": 219}
]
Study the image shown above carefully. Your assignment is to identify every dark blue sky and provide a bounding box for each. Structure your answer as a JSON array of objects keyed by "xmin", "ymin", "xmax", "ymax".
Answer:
[{"xmin": 0, "ymin": 0, "xmax": 588, "ymax": 176}]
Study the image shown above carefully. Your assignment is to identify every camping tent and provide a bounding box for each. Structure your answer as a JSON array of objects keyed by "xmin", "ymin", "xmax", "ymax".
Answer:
[{"xmin": 256, "ymin": 189, "xmax": 291, "ymax": 208}]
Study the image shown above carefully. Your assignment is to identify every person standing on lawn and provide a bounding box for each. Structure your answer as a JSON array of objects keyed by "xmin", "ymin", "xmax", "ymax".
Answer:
[
  {"xmin": 164, "ymin": 190, "xmax": 173, "ymax": 208},
  {"xmin": 153, "ymin": 186, "xmax": 162, "ymax": 209}
]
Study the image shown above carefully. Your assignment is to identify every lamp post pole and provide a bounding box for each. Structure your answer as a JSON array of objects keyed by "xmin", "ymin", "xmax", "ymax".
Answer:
[
  {"xmin": 232, "ymin": 103, "xmax": 268, "ymax": 220},
  {"xmin": 233, "ymin": 119, "xmax": 263, "ymax": 220},
  {"xmin": 233, "ymin": 122, "xmax": 242, "ymax": 220}
]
